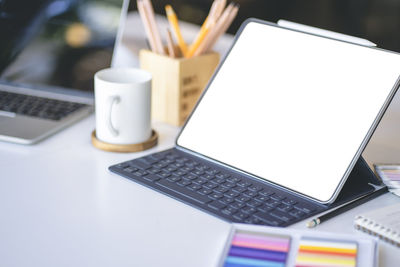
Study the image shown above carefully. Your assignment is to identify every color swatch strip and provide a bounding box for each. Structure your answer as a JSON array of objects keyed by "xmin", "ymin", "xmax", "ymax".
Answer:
[
  {"xmin": 224, "ymin": 230, "xmax": 290, "ymax": 267},
  {"xmin": 295, "ymin": 237, "xmax": 357, "ymax": 267}
]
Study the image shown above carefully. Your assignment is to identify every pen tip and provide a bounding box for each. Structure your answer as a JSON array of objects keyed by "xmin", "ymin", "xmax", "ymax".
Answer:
[{"xmin": 306, "ymin": 218, "xmax": 320, "ymax": 228}]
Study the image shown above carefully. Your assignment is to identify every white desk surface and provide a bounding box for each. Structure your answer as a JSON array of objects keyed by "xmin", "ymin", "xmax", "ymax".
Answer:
[{"xmin": 1, "ymin": 13, "xmax": 400, "ymax": 267}]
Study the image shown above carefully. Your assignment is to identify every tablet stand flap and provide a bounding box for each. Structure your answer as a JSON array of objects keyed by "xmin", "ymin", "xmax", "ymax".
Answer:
[{"xmin": 326, "ymin": 156, "xmax": 386, "ymax": 208}]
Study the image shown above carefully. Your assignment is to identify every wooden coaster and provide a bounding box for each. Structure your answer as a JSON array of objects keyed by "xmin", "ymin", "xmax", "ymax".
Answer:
[{"xmin": 91, "ymin": 130, "xmax": 158, "ymax": 153}]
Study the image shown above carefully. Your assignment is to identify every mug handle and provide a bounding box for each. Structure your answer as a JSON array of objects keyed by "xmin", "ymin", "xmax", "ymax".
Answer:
[{"xmin": 106, "ymin": 95, "xmax": 120, "ymax": 136}]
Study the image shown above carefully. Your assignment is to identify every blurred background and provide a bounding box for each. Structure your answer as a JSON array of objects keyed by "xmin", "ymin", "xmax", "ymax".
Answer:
[{"xmin": 128, "ymin": 0, "xmax": 400, "ymax": 53}]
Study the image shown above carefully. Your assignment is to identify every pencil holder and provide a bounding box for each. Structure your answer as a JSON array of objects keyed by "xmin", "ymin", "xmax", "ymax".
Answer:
[{"xmin": 139, "ymin": 49, "xmax": 220, "ymax": 126}]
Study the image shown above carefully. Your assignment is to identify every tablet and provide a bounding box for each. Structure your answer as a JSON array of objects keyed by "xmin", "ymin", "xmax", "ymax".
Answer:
[{"xmin": 177, "ymin": 19, "xmax": 400, "ymax": 203}]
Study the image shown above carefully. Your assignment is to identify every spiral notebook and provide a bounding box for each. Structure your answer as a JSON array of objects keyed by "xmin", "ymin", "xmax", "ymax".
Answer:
[{"xmin": 354, "ymin": 202, "xmax": 400, "ymax": 247}]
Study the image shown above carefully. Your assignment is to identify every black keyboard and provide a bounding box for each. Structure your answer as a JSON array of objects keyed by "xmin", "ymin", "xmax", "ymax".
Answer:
[
  {"xmin": 109, "ymin": 149, "xmax": 324, "ymax": 227},
  {"xmin": 0, "ymin": 91, "xmax": 87, "ymax": 120}
]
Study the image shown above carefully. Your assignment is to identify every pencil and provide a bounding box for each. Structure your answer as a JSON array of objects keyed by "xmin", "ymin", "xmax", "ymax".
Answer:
[
  {"xmin": 165, "ymin": 5, "xmax": 188, "ymax": 57},
  {"xmin": 193, "ymin": 3, "xmax": 234, "ymax": 57},
  {"xmin": 204, "ymin": 3, "xmax": 239, "ymax": 53},
  {"xmin": 306, "ymin": 185, "xmax": 388, "ymax": 228},
  {"xmin": 186, "ymin": 14, "xmax": 217, "ymax": 58},
  {"xmin": 142, "ymin": 0, "xmax": 164, "ymax": 55},
  {"xmin": 194, "ymin": 0, "xmax": 220, "ymax": 43},
  {"xmin": 166, "ymin": 28, "xmax": 176, "ymax": 58},
  {"xmin": 137, "ymin": 0, "xmax": 156, "ymax": 52},
  {"xmin": 214, "ymin": 0, "xmax": 227, "ymax": 20}
]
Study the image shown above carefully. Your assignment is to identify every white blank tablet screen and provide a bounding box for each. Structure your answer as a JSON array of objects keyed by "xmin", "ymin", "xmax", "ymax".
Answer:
[{"xmin": 177, "ymin": 21, "xmax": 400, "ymax": 203}]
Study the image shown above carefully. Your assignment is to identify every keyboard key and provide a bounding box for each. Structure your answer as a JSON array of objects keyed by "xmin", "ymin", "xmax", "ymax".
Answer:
[
  {"xmin": 192, "ymin": 170, "xmax": 204, "ymax": 176},
  {"xmin": 224, "ymin": 191, "xmax": 239, "ymax": 198},
  {"xmin": 176, "ymin": 157, "xmax": 189, "ymax": 163},
  {"xmin": 277, "ymin": 204, "xmax": 293, "ymax": 212},
  {"xmin": 208, "ymin": 201, "xmax": 226, "ymax": 211},
  {"xmin": 265, "ymin": 200, "xmax": 280, "ymax": 208},
  {"xmin": 257, "ymin": 204, "xmax": 273, "ymax": 213},
  {"xmin": 271, "ymin": 194, "xmax": 286, "ymax": 201},
  {"xmin": 182, "ymin": 166, "xmax": 194, "ymax": 172},
  {"xmin": 166, "ymin": 166, "xmax": 177, "ymax": 172},
  {"xmin": 230, "ymin": 202, "xmax": 245, "ymax": 209},
  {"xmin": 242, "ymin": 206, "xmax": 257, "ymax": 215},
  {"xmin": 248, "ymin": 185, "xmax": 263, "ymax": 192},
  {"xmin": 177, "ymin": 180, "xmax": 191, "ymax": 187},
  {"xmin": 282, "ymin": 199, "xmax": 297, "ymax": 206},
  {"xmin": 147, "ymin": 168, "xmax": 161, "ymax": 174},
  {"xmin": 143, "ymin": 174, "xmax": 160, "ymax": 182},
  {"xmin": 236, "ymin": 196, "xmax": 250, "ymax": 203},
  {"xmin": 254, "ymin": 212, "xmax": 283, "ymax": 226},
  {"xmin": 237, "ymin": 181, "xmax": 252, "ymax": 187},
  {"xmin": 193, "ymin": 178, "xmax": 207, "ymax": 185},
  {"xmin": 187, "ymin": 184, "xmax": 202, "ymax": 191},
  {"xmin": 226, "ymin": 177, "xmax": 241, "ymax": 183},
  {"xmin": 222, "ymin": 182, "xmax": 235, "ymax": 188},
  {"xmin": 198, "ymin": 188, "xmax": 213, "ymax": 195},
  {"xmin": 133, "ymin": 161, "xmax": 152, "ymax": 170},
  {"xmin": 141, "ymin": 156, "xmax": 159, "ymax": 164},
  {"xmin": 159, "ymin": 159, "xmax": 174, "ymax": 165},
  {"xmin": 185, "ymin": 161, "xmax": 198, "ymax": 167},
  {"xmin": 233, "ymin": 212, "xmax": 249, "ymax": 220},
  {"xmin": 153, "ymin": 163, "xmax": 168, "ymax": 169},
  {"xmin": 270, "ymin": 210, "xmax": 295, "ymax": 222},
  {"xmin": 232, "ymin": 187, "xmax": 246, "ymax": 193},
  {"xmin": 259, "ymin": 190, "xmax": 275, "ymax": 197},
  {"xmin": 133, "ymin": 170, "xmax": 147, "ymax": 177},
  {"xmin": 167, "ymin": 175, "xmax": 181, "ymax": 182},
  {"xmin": 247, "ymin": 200, "xmax": 262, "ymax": 207},
  {"xmin": 255, "ymin": 195, "xmax": 269, "ymax": 202},
  {"xmin": 124, "ymin": 167, "xmax": 138, "ymax": 173},
  {"xmin": 202, "ymin": 174, "xmax": 215, "ymax": 180},
  {"xmin": 183, "ymin": 174, "xmax": 197, "ymax": 180},
  {"xmin": 116, "ymin": 162, "xmax": 130, "ymax": 169},
  {"xmin": 209, "ymin": 192, "xmax": 223, "ymax": 200},
  {"xmin": 155, "ymin": 179, "xmax": 211, "ymax": 205},
  {"xmin": 157, "ymin": 172, "xmax": 171, "ymax": 178},
  {"xmin": 195, "ymin": 165, "xmax": 209, "ymax": 171},
  {"xmin": 174, "ymin": 170, "xmax": 188, "ymax": 176},
  {"xmin": 204, "ymin": 183, "xmax": 218, "ymax": 189},
  {"xmin": 243, "ymin": 191, "xmax": 258, "ymax": 198},
  {"xmin": 206, "ymin": 169, "xmax": 220, "ymax": 175},
  {"xmin": 220, "ymin": 197, "xmax": 235, "ymax": 204},
  {"xmin": 222, "ymin": 207, "xmax": 238, "ymax": 215},
  {"xmin": 289, "ymin": 209, "xmax": 305, "ymax": 218},
  {"xmin": 216, "ymin": 173, "xmax": 230, "ymax": 179},
  {"xmin": 214, "ymin": 186, "xmax": 229, "ymax": 193},
  {"xmin": 294, "ymin": 203, "xmax": 316, "ymax": 214},
  {"xmin": 166, "ymin": 154, "xmax": 178, "ymax": 160}
]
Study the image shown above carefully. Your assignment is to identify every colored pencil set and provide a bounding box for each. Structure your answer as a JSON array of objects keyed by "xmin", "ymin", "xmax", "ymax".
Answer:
[
  {"xmin": 222, "ymin": 230, "xmax": 358, "ymax": 267},
  {"xmin": 137, "ymin": 0, "xmax": 239, "ymax": 58},
  {"xmin": 224, "ymin": 230, "xmax": 290, "ymax": 267},
  {"xmin": 295, "ymin": 238, "xmax": 357, "ymax": 267},
  {"xmin": 375, "ymin": 164, "xmax": 400, "ymax": 196}
]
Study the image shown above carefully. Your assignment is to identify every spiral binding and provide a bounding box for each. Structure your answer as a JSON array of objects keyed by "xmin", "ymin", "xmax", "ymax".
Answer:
[{"xmin": 354, "ymin": 215, "xmax": 400, "ymax": 247}]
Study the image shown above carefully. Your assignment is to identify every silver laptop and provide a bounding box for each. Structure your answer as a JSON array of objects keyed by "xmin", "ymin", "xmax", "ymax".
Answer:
[{"xmin": 0, "ymin": 0, "xmax": 128, "ymax": 144}]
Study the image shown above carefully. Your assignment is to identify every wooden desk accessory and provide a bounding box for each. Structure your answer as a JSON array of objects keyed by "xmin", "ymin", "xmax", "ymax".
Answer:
[
  {"xmin": 140, "ymin": 49, "xmax": 220, "ymax": 126},
  {"xmin": 91, "ymin": 130, "xmax": 158, "ymax": 153}
]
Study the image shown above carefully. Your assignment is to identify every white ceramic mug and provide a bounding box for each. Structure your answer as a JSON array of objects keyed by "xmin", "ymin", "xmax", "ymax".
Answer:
[{"xmin": 94, "ymin": 68, "xmax": 152, "ymax": 145}]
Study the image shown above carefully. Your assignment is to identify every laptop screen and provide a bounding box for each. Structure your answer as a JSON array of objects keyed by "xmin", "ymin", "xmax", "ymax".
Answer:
[
  {"xmin": 177, "ymin": 20, "xmax": 400, "ymax": 203},
  {"xmin": 0, "ymin": 0, "xmax": 125, "ymax": 92}
]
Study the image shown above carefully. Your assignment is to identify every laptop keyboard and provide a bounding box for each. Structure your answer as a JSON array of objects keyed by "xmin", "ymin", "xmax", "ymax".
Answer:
[
  {"xmin": 0, "ymin": 91, "xmax": 87, "ymax": 120},
  {"xmin": 110, "ymin": 149, "xmax": 324, "ymax": 227}
]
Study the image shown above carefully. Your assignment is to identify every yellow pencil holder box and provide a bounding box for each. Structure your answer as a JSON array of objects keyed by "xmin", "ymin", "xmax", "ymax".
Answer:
[{"xmin": 139, "ymin": 49, "xmax": 220, "ymax": 126}]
